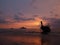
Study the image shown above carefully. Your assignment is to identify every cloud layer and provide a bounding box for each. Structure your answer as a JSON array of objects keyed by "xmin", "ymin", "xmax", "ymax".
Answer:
[{"xmin": 0, "ymin": 0, "xmax": 60, "ymax": 30}]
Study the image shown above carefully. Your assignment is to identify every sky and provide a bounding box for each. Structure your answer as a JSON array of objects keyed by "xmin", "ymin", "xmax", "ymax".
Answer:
[{"xmin": 0, "ymin": 0, "xmax": 60, "ymax": 31}]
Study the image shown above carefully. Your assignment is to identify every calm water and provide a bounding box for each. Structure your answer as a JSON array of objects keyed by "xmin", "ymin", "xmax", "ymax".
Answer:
[
  {"xmin": 0, "ymin": 35, "xmax": 41, "ymax": 45},
  {"xmin": 0, "ymin": 30, "xmax": 60, "ymax": 45}
]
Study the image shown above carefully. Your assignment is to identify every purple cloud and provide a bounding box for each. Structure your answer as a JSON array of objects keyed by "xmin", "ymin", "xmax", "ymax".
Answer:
[
  {"xmin": 0, "ymin": 11, "xmax": 3, "ymax": 15},
  {"xmin": 31, "ymin": 0, "xmax": 36, "ymax": 5},
  {"xmin": 0, "ymin": 18, "xmax": 9, "ymax": 24},
  {"xmin": 33, "ymin": 15, "xmax": 39, "ymax": 17},
  {"xmin": 14, "ymin": 15, "xmax": 35, "ymax": 21},
  {"xmin": 18, "ymin": 12, "xmax": 24, "ymax": 16}
]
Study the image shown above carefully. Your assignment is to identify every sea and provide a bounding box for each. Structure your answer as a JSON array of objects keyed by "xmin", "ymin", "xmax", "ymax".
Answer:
[{"xmin": 0, "ymin": 29, "xmax": 60, "ymax": 45}]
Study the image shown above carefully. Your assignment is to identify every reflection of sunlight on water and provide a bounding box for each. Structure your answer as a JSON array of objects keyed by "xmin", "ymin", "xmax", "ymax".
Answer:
[
  {"xmin": 0, "ymin": 33, "xmax": 60, "ymax": 45},
  {"xmin": 1, "ymin": 35, "xmax": 41, "ymax": 45}
]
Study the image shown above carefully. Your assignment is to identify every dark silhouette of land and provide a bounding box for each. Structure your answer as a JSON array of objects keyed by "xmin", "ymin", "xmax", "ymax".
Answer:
[{"xmin": 20, "ymin": 27, "xmax": 27, "ymax": 29}]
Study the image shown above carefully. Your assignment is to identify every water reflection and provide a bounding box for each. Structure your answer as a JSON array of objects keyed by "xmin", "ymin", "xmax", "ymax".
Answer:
[
  {"xmin": 0, "ymin": 32, "xmax": 60, "ymax": 45},
  {"xmin": 41, "ymin": 34, "xmax": 50, "ymax": 45},
  {"xmin": 0, "ymin": 35, "xmax": 41, "ymax": 45}
]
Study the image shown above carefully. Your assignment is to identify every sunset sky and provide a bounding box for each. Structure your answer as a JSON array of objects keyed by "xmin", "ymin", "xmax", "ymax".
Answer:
[{"xmin": 0, "ymin": 0, "xmax": 60, "ymax": 31}]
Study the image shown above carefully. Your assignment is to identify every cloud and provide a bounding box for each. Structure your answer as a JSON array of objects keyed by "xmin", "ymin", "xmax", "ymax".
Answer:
[
  {"xmin": 0, "ymin": 19, "xmax": 7, "ymax": 23},
  {"xmin": 42, "ymin": 17, "xmax": 60, "ymax": 30},
  {"xmin": 0, "ymin": 17, "xmax": 15, "ymax": 24},
  {"xmin": 50, "ymin": 18, "xmax": 60, "ymax": 28},
  {"xmin": 33, "ymin": 15, "xmax": 39, "ymax": 17},
  {"xmin": 0, "ymin": 11, "xmax": 3, "ymax": 15},
  {"xmin": 50, "ymin": 18, "xmax": 60, "ymax": 32},
  {"xmin": 0, "ymin": 14, "xmax": 35, "ymax": 24},
  {"xmin": 14, "ymin": 15, "xmax": 35, "ymax": 21},
  {"xmin": 0, "ymin": 18, "xmax": 9, "ymax": 24},
  {"xmin": 31, "ymin": 0, "xmax": 36, "ymax": 5},
  {"xmin": 30, "ymin": 0, "xmax": 38, "ymax": 9},
  {"xmin": 18, "ymin": 12, "xmax": 24, "ymax": 16}
]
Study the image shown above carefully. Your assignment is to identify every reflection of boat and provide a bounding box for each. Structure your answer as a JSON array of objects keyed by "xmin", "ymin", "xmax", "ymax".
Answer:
[{"xmin": 41, "ymin": 34, "xmax": 50, "ymax": 45}]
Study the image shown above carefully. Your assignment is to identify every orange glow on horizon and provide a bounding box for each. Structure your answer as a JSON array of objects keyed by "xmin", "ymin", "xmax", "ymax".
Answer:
[{"xmin": 0, "ymin": 17, "xmax": 48, "ymax": 29}]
